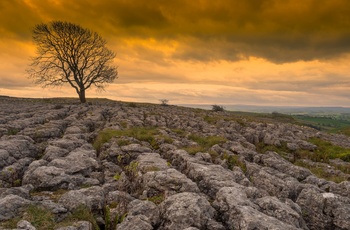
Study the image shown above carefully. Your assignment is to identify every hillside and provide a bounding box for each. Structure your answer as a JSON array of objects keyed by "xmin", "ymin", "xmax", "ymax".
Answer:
[{"xmin": 0, "ymin": 97, "xmax": 350, "ymax": 230}]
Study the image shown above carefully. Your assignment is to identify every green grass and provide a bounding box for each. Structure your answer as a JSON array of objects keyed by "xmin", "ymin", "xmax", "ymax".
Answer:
[
  {"xmin": 294, "ymin": 115, "xmax": 350, "ymax": 133},
  {"xmin": 93, "ymin": 127, "xmax": 160, "ymax": 152},
  {"xmin": 57, "ymin": 205, "xmax": 99, "ymax": 230},
  {"xmin": 295, "ymin": 160, "xmax": 347, "ymax": 183},
  {"xmin": 1, "ymin": 205, "xmax": 55, "ymax": 230},
  {"xmin": 147, "ymin": 194, "xmax": 165, "ymax": 204},
  {"xmin": 171, "ymin": 128, "xmax": 187, "ymax": 137},
  {"xmin": 222, "ymin": 153, "xmax": 247, "ymax": 172},
  {"xmin": 308, "ymin": 137, "xmax": 350, "ymax": 162},
  {"xmin": 255, "ymin": 137, "xmax": 350, "ymax": 183},
  {"xmin": 184, "ymin": 134, "xmax": 227, "ymax": 155}
]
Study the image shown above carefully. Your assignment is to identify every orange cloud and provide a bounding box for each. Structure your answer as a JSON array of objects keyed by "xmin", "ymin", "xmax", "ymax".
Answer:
[{"xmin": 1, "ymin": 0, "xmax": 350, "ymax": 106}]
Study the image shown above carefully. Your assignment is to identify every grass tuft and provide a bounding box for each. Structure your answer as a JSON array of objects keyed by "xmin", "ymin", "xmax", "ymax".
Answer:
[
  {"xmin": 93, "ymin": 127, "xmax": 160, "ymax": 152},
  {"xmin": 184, "ymin": 134, "xmax": 227, "ymax": 155}
]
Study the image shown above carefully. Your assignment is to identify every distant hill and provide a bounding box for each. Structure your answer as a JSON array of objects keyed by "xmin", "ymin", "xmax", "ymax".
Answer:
[{"xmin": 179, "ymin": 104, "xmax": 350, "ymax": 115}]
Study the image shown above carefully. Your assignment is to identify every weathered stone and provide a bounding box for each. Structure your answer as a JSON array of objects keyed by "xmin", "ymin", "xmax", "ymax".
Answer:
[
  {"xmin": 214, "ymin": 187, "xmax": 300, "ymax": 230},
  {"xmin": 140, "ymin": 168, "xmax": 200, "ymax": 197},
  {"xmin": 58, "ymin": 186, "xmax": 105, "ymax": 213},
  {"xmin": 116, "ymin": 215, "xmax": 153, "ymax": 230},
  {"xmin": 42, "ymin": 145, "xmax": 69, "ymax": 162},
  {"xmin": 247, "ymin": 163, "xmax": 303, "ymax": 200},
  {"xmin": 17, "ymin": 220, "xmax": 36, "ymax": 230},
  {"xmin": 55, "ymin": 221, "xmax": 93, "ymax": 230},
  {"xmin": 0, "ymin": 135, "xmax": 38, "ymax": 159},
  {"xmin": 255, "ymin": 196, "xmax": 308, "ymax": 229},
  {"xmin": 165, "ymin": 149, "xmax": 249, "ymax": 197},
  {"xmin": 127, "ymin": 199, "xmax": 160, "ymax": 226},
  {"xmin": 159, "ymin": 192, "xmax": 224, "ymax": 230},
  {"xmin": 329, "ymin": 180, "xmax": 350, "ymax": 198},
  {"xmin": 296, "ymin": 187, "xmax": 348, "ymax": 230},
  {"xmin": 257, "ymin": 151, "xmax": 312, "ymax": 181},
  {"xmin": 0, "ymin": 194, "xmax": 32, "ymax": 221},
  {"xmin": 0, "ymin": 184, "xmax": 33, "ymax": 199},
  {"xmin": 48, "ymin": 148, "xmax": 99, "ymax": 176},
  {"xmin": 136, "ymin": 152, "xmax": 169, "ymax": 173},
  {"xmin": 121, "ymin": 144, "xmax": 152, "ymax": 153}
]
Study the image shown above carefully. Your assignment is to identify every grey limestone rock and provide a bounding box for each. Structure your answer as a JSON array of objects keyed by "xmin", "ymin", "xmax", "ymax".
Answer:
[
  {"xmin": 58, "ymin": 186, "xmax": 105, "ymax": 213},
  {"xmin": 159, "ymin": 192, "xmax": 224, "ymax": 230},
  {"xmin": 42, "ymin": 145, "xmax": 69, "ymax": 162},
  {"xmin": 47, "ymin": 148, "xmax": 99, "ymax": 176},
  {"xmin": 213, "ymin": 187, "xmax": 301, "ymax": 230},
  {"xmin": 0, "ymin": 135, "xmax": 38, "ymax": 160},
  {"xmin": 127, "ymin": 199, "xmax": 160, "ymax": 226},
  {"xmin": 257, "ymin": 151, "xmax": 312, "ymax": 181},
  {"xmin": 166, "ymin": 149, "xmax": 249, "ymax": 197},
  {"xmin": 116, "ymin": 215, "xmax": 153, "ymax": 230},
  {"xmin": 255, "ymin": 196, "xmax": 308, "ymax": 229},
  {"xmin": 17, "ymin": 220, "xmax": 36, "ymax": 230},
  {"xmin": 296, "ymin": 187, "xmax": 350, "ymax": 230},
  {"xmin": 121, "ymin": 144, "xmax": 152, "ymax": 153},
  {"xmin": 136, "ymin": 152, "xmax": 169, "ymax": 173},
  {"xmin": 329, "ymin": 180, "xmax": 350, "ymax": 198},
  {"xmin": 139, "ymin": 168, "xmax": 200, "ymax": 197},
  {"xmin": 55, "ymin": 221, "xmax": 93, "ymax": 230},
  {"xmin": 0, "ymin": 194, "xmax": 32, "ymax": 221},
  {"xmin": 247, "ymin": 162, "xmax": 303, "ymax": 200},
  {"xmin": 0, "ymin": 184, "xmax": 33, "ymax": 199}
]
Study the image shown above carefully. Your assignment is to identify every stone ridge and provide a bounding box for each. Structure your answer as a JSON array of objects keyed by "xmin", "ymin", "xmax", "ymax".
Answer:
[{"xmin": 0, "ymin": 97, "xmax": 349, "ymax": 230}]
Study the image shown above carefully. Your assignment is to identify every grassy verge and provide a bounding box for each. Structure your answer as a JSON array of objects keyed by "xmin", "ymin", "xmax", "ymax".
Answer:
[
  {"xmin": 93, "ymin": 127, "xmax": 164, "ymax": 152},
  {"xmin": 184, "ymin": 134, "xmax": 227, "ymax": 155}
]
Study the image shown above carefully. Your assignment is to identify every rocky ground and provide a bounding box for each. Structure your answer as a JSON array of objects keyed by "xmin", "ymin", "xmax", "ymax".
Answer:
[{"xmin": 0, "ymin": 96, "xmax": 349, "ymax": 230}]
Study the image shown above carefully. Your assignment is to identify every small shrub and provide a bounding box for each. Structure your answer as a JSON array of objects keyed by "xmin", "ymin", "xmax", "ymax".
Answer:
[
  {"xmin": 113, "ymin": 173, "xmax": 121, "ymax": 181},
  {"xmin": 127, "ymin": 102, "xmax": 137, "ymax": 108},
  {"xmin": 53, "ymin": 104, "xmax": 64, "ymax": 109},
  {"xmin": 160, "ymin": 99, "xmax": 169, "ymax": 106},
  {"xmin": 147, "ymin": 194, "xmax": 165, "ymax": 204},
  {"xmin": 222, "ymin": 153, "xmax": 247, "ymax": 172},
  {"xmin": 212, "ymin": 104, "xmax": 225, "ymax": 112},
  {"xmin": 203, "ymin": 115, "xmax": 221, "ymax": 124},
  {"xmin": 93, "ymin": 129, "xmax": 120, "ymax": 152},
  {"xmin": 125, "ymin": 161, "xmax": 139, "ymax": 182},
  {"xmin": 7, "ymin": 128, "xmax": 19, "ymax": 135}
]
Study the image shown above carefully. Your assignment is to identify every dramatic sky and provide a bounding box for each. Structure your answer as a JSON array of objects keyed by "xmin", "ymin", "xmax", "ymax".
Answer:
[{"xmin": 1, "ymin": 0, "xmax": 350, "ymax": 106}]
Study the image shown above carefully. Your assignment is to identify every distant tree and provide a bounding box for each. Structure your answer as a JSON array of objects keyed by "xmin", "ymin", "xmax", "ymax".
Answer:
[
  {"xmin": 160, "ymin": 99, "xmax": 169, "ymax": 106},
  {"xmin": 27, "ymin": 21, "xmax": 118, "ymax": 103},
  {"xmin": 212, "ymin": 104, "xmax": 225, "ymax": 112}
]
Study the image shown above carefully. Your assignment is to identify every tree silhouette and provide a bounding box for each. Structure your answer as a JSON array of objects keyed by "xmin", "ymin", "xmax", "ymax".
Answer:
[{"xmin": 27, "ymin": 21, "xmax": 118, "ymax": 103}]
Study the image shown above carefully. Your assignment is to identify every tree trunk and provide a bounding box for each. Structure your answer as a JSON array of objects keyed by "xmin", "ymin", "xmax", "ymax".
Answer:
[{"xmin": 78, "ymin": 89, "xmax": 86, "ymax": 103}]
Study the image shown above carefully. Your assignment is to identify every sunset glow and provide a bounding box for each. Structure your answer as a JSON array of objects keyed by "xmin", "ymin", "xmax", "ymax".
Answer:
[{"xmin": 1, "ymin": 0, "xmax": 350, "ymax": 106}]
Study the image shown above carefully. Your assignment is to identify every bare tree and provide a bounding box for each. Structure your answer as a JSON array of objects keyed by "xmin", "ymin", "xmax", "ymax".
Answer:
[{"xmin": 27, "ymin": 21, "xmax": 118, "ymax": 103}]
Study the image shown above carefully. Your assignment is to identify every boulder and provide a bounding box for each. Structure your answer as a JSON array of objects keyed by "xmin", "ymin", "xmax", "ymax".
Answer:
[
  {"xmin": 127, "ymin": 199, "xmax": 160, "ymax": 226},
  {"xmin": 17, "ymin": 220, "xmax": 36, "ymax": 230},
  {"xmin": 0, "ymin": 194, "xmax": 32, "ymax": 221},
  {"xmin": 255, "ymin": 196, "xmax": 308, "ymax": 229},
  {"xmin": 297, "ymin": 187, "xmax": 350, "ymax": 230},
  {"xmin": 213, "ymin": 187, "xmax": 300, "ymax": 230},
  {"xmin": 58, "ymin": 186, "xmax": 105, "ymax": 213},
  {"xmin": 116, "ymin": 215, "xmax": 153, "ymax": 230},
  {"xmin": 159, "ymin": 192, "xmax": 224, "ymax": 230},
  {"xmin": 139, "ymin": 168, "xmax": 200, "ymax": 197}
]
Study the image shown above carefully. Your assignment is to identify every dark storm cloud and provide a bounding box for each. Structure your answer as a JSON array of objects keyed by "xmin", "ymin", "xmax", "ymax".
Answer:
[{"xmin": 2, "ymin": 0, "xmax": 350, "ymax": 63}]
